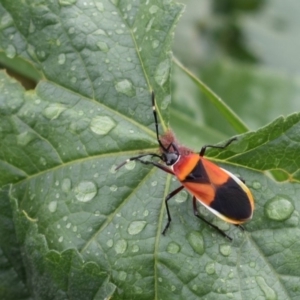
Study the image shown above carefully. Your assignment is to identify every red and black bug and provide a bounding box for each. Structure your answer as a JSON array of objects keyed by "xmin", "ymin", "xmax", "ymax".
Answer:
[{"xmin": 116, "ymin": 92, "xmax": 254, "ymax": 240}]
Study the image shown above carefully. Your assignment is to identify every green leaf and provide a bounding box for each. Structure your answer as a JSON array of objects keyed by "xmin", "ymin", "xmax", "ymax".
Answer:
[{"xmin": 1, "ymin": 1, "xmax": 300, "ymax": 300}]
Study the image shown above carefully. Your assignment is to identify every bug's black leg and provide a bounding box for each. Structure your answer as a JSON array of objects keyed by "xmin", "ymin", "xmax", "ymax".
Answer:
[
  {"xmin": 133, "ymin": 158, "xmax": 174, "ymax": 175},
  {"xmin": 162, "ymin": 186, "xmax": 185, "ymax": 235},
  {"xmin": 193, "ymin": 197, "xmax": 232, "ymax": 241},
  {"xmin": 199, "ymin": 137, "xmax": 237, "ymax": 157},
  {"xmin": 234, "ymin": 224, "xmax": 245, "ymax": 231}
]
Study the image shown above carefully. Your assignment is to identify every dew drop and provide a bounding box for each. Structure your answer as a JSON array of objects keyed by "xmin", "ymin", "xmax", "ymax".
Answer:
[
  {"xmin": 94, "ymin": 29, "xmax": 107, "ymax": 35},
  {"xmin": 151, "ymin": 181, "xmax": 157, "ymax": 187},
  {"xmin": 72, "ymin": 225, "xmax": 77, "ymax": 232},
  {"xmin": 256, "ymin": 276, "xmax": 277, "ymax": 300},
  {"xmin": 5, "ymin": 44, "xmax": 16, "ymax": 58},
  {"xmin": 43, "ymin": 103, "xmax": 67, "ymax": 120},
  {"xmin": 110, "ymin": 165, "xmax": 117, "ymax": 174},
  {"xmin": 59, "ymin": 0, "xmax": 77, "ymax": 6},
  {"xmin": 167, "ymin": 242, "xmax": 180, "ymax": 254},
  {"xmin": 152, "ymin": 40, "xmax": 159, "ymax": 49},
  {"xmin": 90, "ymin": 116, "xmax": 116, "ymax": 135},
  {"xmin": 110, "ymin": 185, "xmax": 118, "ymax": 192},
  {"xmin": 58, "ymin": 53, "xmax": 66, "ymax": 65},
  {"xmin": 219, "ymin": 244, "xmax": 231, "ymax": 256},
  {"xmin": 71, "ymin": 77, "xmax": 77, "ymax": 83},
  {"xmin": 175, "ymin": 190, "xmax": 188, "ymax": 203},
  {"xmin": 74, "ymin": 181, "xmax": 97, "ymax": 202},
  {"xmin": 125, "ymin": 160, "xmax": 136, "ymax": 170},
  {"xmin": 58, "ymin": 236, "xmax": 64, "ymax": 243},
  {"xmin": 107, "ymin": 239, "xmax": 113, "ymax": 248},
  {"xmin": 252, "ymin": 181, "xmax": 262, "ymax": 190},
  {"xmin": 39, "ymin": 157, "xmax": 46, "ymax": 166},
  {"xmin": 61, "ymin": 178, "xmax": 72, "ymax": 193},
  {"xmin": 48, "ymin": 201, "xmax": 57, "ymax": 213},
  {"xmin": 132, "ymin": 245, "xmax": 139, "ymax": 252},
  {"xmin": 205, "ymin": 262, "xmax": 215, "ymax": 275},
  {"xmin": 95, "ymin": 2, "xmax": 104, "ymax": 11},
  {"xmin": 228, "ymin": 270, "xmax": 234, "ymax": 279},
  {"xmin": 17, "ymin": 131, "xmax": 36, "ymax": 146},
  {"xmin": 187, "ymin": 231, "xmax": 204, "ymax": 255},
  {"xmin": 146, "ymin": 17, "xmax": 155, "ymax": 32},
  {"xmin": 115, "ymin": 239, "xmax": 127, "ymax": 254},
  {"xmin": 115, "ymin": 79, "xmax": 136, "ymax": 97},
  {"xmin": 66, "ymin": 222, "xmax": 71, "ymax": 229},
  {"xmin": 94, "ymin": 210, "xmax": 101, "ymax": 216},
  {"xmin": 97, "ymin": 41, "xmax": 109, "ymax": 52},
  {"xmin": 118, "ymin": 271, "xmax": 127, "ymax": 281},
  {"xmin": 128, "ymin": 221, "xmax": 146, "ymax": 235},
  {"xmin": 265, "ymin": 196, "xmax": 294, "ymax": 221},
  {"xmin": 143, "ymin": 210, "xmax": 149, "ymax": 217},
  {"xmin": 249, "ymin": 261, "xmax": 256, "ymax": 268},
  {"xmin": 155, "ymin": 59, "xmax": 170, "ymax": 86},
  {"xmin": 149, "ymin": 5, "xmax": 159, "ymax": 14}
]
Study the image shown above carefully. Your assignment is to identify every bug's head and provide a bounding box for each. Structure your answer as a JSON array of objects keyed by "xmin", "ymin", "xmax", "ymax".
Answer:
[{"xmin": 160, "ymin": 142, "xmax": 180, "ymax": 166}]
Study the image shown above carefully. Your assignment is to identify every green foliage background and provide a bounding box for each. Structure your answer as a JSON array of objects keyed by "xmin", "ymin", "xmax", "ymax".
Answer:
[{"xmin": 1, "ymin": 0, "xmax": 300, "ymax": 299}]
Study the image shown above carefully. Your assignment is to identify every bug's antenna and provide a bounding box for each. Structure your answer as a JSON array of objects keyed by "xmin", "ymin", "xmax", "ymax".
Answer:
[{"xmin": 151, "ymin": 91, "xmax": 168, "ymax": 152}]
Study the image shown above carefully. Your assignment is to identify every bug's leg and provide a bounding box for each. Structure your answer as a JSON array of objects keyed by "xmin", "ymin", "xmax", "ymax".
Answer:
[
  {"xmin": 135, "ymin": 158, "xmax": 174, "ymax": 175},
  {"xmin": 162, "ymin": 186, "xmax": 185, "ymax": 235},
  {"xmin": 234, "ymin": 224, "xmax": 245, "ymax": 231},
  {"xmin": 199, "ymin": 137, "xmax": 237, "ymax": 157},
  {"xmin": 193, "ymin": 197, "xmax": 232, "ymax": 241}
]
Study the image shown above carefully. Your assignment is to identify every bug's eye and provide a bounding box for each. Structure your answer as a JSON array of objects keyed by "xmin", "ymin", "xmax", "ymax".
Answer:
[{"xmin": 163, "ymin": 152, "xmax": 179, "ymax": 166}]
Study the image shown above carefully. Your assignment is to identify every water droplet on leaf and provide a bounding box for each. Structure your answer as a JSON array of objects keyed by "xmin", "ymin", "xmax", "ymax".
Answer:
[
  {"xmin": 205, "ymin": 262, "xmax": 215, "ymax": 275},
  {"xmin": 256, "ymin": 276, "xmax": 277, "ymax": 300},
  {"xmin": 187, "ymin": 231, "xmax": 204, "ymax": 255},
  {"xmin": 43, "ymin": 103, "xmax": 67, "ymax": 120},
  {"xmin": 90, "ymin": 116, "xmax": 116, "ymax": 135},
  {"xmin": 115, "ymin": 239, "xmax": 127, "ymax": 254},
  {"xmin": 17, "ymin": 131, "xmax": 36, "ymax": 146},
  {"xmin": 167, "ymin": 242, "xmax": 180, "ymax": 254},
  {"xmin": 61, "ymin": 178, "xmax": 72, "ymax": 193},
  {"xmin": 48, "ymin": 201, "xmax": 57, "ymax": 213},
  {"xmin": 128, "ymin": 221, "xmax": 146, "ymax": 235},
  {"xmin": 74, "ymin": 181, "xmax": 97, "ymax": 202},
  {"xmin": 149, "ymin": 5, "xmax": 159, "ymax": 14},
  {"xmin": 265, "ymin": 196, "xmax": 294, "ymax": 221},
  {"xmin": 58, "ymin": 53, "xmax": 66, "ymax": 65},
  {"xmin": 97, "ymin": 41, "xmax": 109, "ymax": 52},
  {"xmin": 59, "ymin": 0, "xmax": 77, "ymax": 6},
  {"xmin": 219, "ymin": 244, "xmax": 231, "ymax": 256},
  {"xmin": 115, "ymin": 79, "xmax": 136, "ymax": 97},
  {"xmin": 175, "ymin": 190, "xmax": 188, "ymax": 203},
  {"xmin": 155, "ymin": 59, "xmax": 170, "ymax": 86},
  {"xmin": 5, "ymin": 44, "xmax": 16, "ymax": 58}
]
